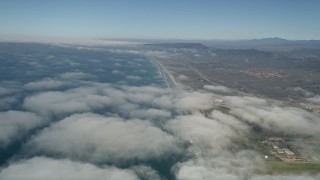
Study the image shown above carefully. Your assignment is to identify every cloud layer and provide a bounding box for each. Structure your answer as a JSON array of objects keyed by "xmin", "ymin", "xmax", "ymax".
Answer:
[
  {"xmin": 1, "ymin": 43, "xmax": 319, "ymax": 179},
  {"xmin": 0, "ymin": 111, "xmax": 44, "ymax": 148},
  {"xmin": 0, "ymin": 157, "xmax": 139, "ymax": 180},
  {"xmin": 223, "ymin": 96, "xmax": 320, "ymax": 136},
  {"xmin": 26, "ymin": 113, "xmax": 180, "ymax": 163}
]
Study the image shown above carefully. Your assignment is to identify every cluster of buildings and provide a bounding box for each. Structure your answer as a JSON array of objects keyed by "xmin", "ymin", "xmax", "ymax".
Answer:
[
  {"xmin": 242, "ymin": 70, "xmax": 285, "ymax": 78},
  {"xmin": 300, "ymin": 103, "xmax": 320, "ymax": 113},
  {"xmin": 263, "ymin": 137, "xmax": 312, "ymax": 163}
]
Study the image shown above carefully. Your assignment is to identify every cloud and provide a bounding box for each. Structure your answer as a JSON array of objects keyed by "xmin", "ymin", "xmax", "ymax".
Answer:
[
  {"xmin": 2, "ymin": 41, "xmax": 320, "ymax": 179},
  {"xmin": 0, "ymin": 157, "xmax": 139, "ymax": 180},
  {"xmin": 114, "ymin": 63, "xmax": 122, "ymax": 66},
  {"xmin": 250, "ymin": 175, "xmax": 319, "ymax": 180},
  {"xmin": 119, "ymin": 85, "xmax": 171, "ymax": 106},
  {"xmin": 22, "ymin": 84, "xmax": 172, "ymax": 117},
  {"xmin": 129, "ymin": 108, "xmax": 172, "ymax": 120},
  {"xmin": 287, "ymin": 87, "xmax": 320, "ymax": 106},
  {"xmin": 227, "ymin": 98, "xmax": 320, "ymax": 136},
  {"xmin": 0, "ymin": 96, "xmax": 18, "ymax": 110},
  {"xmin": 0, "ymin": 111, "xmax": 44, "ymax": 148},
  {"xmin": 151, "ymin": 94, "xmax": 174, "ymax": 109},
  {"xmin": 126, "ymin": 75, "xmax": 142, "ymax": 81},
  {"xmin": 175, "ymin": 92, "xmax": 214, "ymax": 111},
  {"xmin": 211, "ymin": 95, "xmax": 320, "ymax": 136},
  {"xmin": 223, "ymin": 96, "xmax": 268, "ymax": 108},
  {"xmin": 112, "ymin": 70, "xmax": 122, "ymax": 74},
  {"xmin": 59, "ymin": 72, "xmax": 95, "ymax": 80},
  {"xmin": 307, "ymin": 95, "xmax": 320, "ymax": 105},
  {"xmin": 22, "ymin": 83, "xmax": 219, "ymax": 117},
  {"xmin": 203, "ymin": 85, "xmax": 232, "ymax": 93},
  {"xmin": 24, "ymin": 78, "xmax": 68, "ymax": 90},
  {"xmin": 131, "ymin": 165, "xmax": 162, "ymax": 180},
  {"xmin": 176, "ymin": 75, "xmax": 189, "ymax": 81},
  {"xmin": 25, "ymin": 113, "xmax": 180, "ymax": 163},
  {"xmin": 287, "ymin": 87, "xmax": 314, "ymax": 97},
  {"xmin": 174, "ymin": 150, "xmax": 265, "ymax": 180},
  {"xmin": 165, "ymin": 114, "xmax": 235, "ymax": 149},
  {"xmin": 0, "ymin": 87, "xmax": 15, "ymax": 96},
  {"xmin": 210, "ymin": 110, "xmax": 248, "ymax": 132},
  {"xmin": 23, "ymin": 86, "xmax": 115, "ymax": 116},
  {"xmin": 0, "ymin": 36, "xmax": 141, "ymax": 46}
]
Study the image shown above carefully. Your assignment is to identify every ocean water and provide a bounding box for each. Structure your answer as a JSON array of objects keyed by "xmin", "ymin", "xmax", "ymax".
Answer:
[
  {"xmin": 0, "ymin": 42, "xmax": 180, "ymax": 179},
  {"xmin": 0, "ymin": 42, "xmax": 166, "ymax": 87}
]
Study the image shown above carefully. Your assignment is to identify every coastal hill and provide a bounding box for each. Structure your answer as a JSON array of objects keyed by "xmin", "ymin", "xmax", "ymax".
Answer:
[
  {"xmin": 145, "ymin": 43, "xmax": 208, "ymax": 49},
  {"xmin": 144, "ymin": 38, "xmax": 320, "ymax": 50}
]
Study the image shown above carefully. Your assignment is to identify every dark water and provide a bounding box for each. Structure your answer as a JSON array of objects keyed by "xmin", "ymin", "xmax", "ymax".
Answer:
[
  {"xmin": 0, "ymin": 42, "xmax": 180, "ymax": 179},
  {"xmin": 0, "ymin": 42, "xmax": 166, "ymax": 86}
]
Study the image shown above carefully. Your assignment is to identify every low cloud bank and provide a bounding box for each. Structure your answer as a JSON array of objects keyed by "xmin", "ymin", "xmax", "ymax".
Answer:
[
  {"xmin": 0, "ymin": 111, "xmax": 44, "ymax": 148},
  {"xmin": 26, "ymin": 113, "xmax": 180, "ymax": 163},
  {"xmin": 204, "ymin": 85, "xmax": 232, "ymax": 93},
  {"xmin": 223, "ymin": 96, "xmax": 320, "ymax": 136},
  {"xmin": 166, "ymin": 114, "xmax": 235, "ymax": 150},
  {"xmin": 59, "ymin": 72, "xmax": 95, "ymax": 80},
  {"xmin": 0, "ymin": 157, "xmax": 139, "ymax": 180},
  {"xmin": 175, "ymin": 150, "xmax": 265, "ymax": 180},
  {"xmin": 19, "ymin": 83, "xmax": 320, "ymax": 179},
  {"xmin": 24, "ymin": 78, "xmax": 69, "ymax": 91},
  {"xmin": 308, "ymin": 95, "xmax": 320, "ymax": 105},
  {"xmin": 23, "ymin": 84, "xmax": 216, "ymax": 117}
]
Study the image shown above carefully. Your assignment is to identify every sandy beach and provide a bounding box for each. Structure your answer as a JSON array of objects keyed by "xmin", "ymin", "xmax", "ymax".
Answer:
[{"xmin": 149, "ymin": 58, "xmax": 183, "ymax": 89}]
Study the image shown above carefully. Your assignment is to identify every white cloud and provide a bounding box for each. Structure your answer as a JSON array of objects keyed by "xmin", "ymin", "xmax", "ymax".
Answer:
[
  {"xmin": 0, "ymin": 96, "xmax": 18, "ymax": 110},
  {"xmin": 288, "ymin": 87, "xmax": 314, "ymax": 97},
  {"xmin": 59, "ymin": 72, "xmax": 95, "ymax": 80},
  {"xmin": 0, "ymin": 36, "xmax": 141, "ymax": 46},
  {"xmin": 203, "ymin": 85, "xmax": 232, "ymax": 93},
  {"xmin": 24, "ymin": 78, "xmax": 68, "ymax": 90},
  {"xmin": 307, "ymin": 95, "xmax": 320, "ymax": 105},
  {"xmin": 129, "ymin": 108, "xmax": 172, "ymax": 120},
  {"xmin": 152, "ymin": 95, "xmax": 174, "ymax": 109},
  {"xmin": 166, "ymin": 114, "xmax": 235, "ymax": 149},
  {"xmin": 22, "ymin": 84, "xmax": 173, "ymax": 117},
  {"xmin": 114, "ymin": 63, "xmax": 122, "ymax": 66},
  {"xmin": 26, "ymin": 113, "xmax": 180, "ymax": 163},
  {"xmin": 250, "ymin": 175, "xmax": 319, "ymax": 180},
  {"xmin": 0, "ymin": 111, "xmax": 44, "ymax": 148},
  {"xmin": 23, "ymin": 86, "xmax": 115, "ymax": 116},
  {"xmin": 126, "ymin": 75, "xmax": 142, "ymax": 81},
  {"xmin": 229, "ymin": 102, "xmax": 320, "ymax": 136},
  {"xmin": 131, "ymin": 165, "xmax": 162, "ymax": 180},
  {"xmin": 213, "ymin": 95, "xmax": 320, "ymax": 136},
  {"xmin": 23, "ymin": 85, "xmax": 171, "ymax": 116},
  {"xmin": 175, "ymin": 92, "xmax": 214, "ymax": 111},
  {"xmin": 0, "ymin": 87, "xmax": 15, "ymax": 96},
  {"xmin": 175, "ymin": 150, "xmax": 265, "ymax": 180},
  {"xmin": 176, "ymin": 75, "xmax": 189, "ymax": 81},
  {"xmin": 210, "ymin": 110, "xmax": 248, "ymax": 132},
  {"xmin": 0, "ymin": 157, "xmax": 139, "ymax": 180},
  {"xmin": 223, "ymin": 96, "xmax": 268, "ymax": 108},
  {"xmin": 112, "ymin": 70, "xmax": 122, "ymax": 74}
]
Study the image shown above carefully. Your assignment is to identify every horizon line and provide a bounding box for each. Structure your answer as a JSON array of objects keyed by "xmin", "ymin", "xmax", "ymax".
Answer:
[{"xmin": 1, "ymin": 34, "xmax": 320, "ymax": 45}]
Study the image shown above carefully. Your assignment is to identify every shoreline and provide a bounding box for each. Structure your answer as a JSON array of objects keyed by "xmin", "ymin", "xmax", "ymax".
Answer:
[{"xmin": 149, "ymin": 57, "xmax": 181, "ymax": 89}]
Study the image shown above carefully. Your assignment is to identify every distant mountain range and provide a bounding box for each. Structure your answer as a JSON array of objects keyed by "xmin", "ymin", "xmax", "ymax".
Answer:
[
  {"xmin": 145, "ymin": 43, "xmax": 208, "ymax": 49},
  {"xmin": 202, "ymin": 37, "xmax": 320, "ymax": 50},
  {"xmin": 144, "ymin": 38, "xmax": 320, "ymax": 50}
]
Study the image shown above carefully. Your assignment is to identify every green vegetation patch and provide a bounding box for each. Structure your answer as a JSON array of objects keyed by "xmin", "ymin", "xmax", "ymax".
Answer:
[{"xmin": 267, "ymin": 161, "xmax": 320, "ymax": 175}]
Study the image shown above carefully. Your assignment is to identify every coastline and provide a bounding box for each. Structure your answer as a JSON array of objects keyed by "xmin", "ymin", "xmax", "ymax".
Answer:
[{"xmin": 149, "ymin": 57, "xmax": 181, "ymax": 89}]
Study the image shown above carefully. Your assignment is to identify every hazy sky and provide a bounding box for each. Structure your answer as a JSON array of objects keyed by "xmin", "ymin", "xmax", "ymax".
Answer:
[{"xmin": 1, "ymin": 0, "xmax": 320, "ymax": 40}]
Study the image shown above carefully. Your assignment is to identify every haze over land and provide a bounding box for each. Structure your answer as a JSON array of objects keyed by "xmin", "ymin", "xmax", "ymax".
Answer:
[{"xmin": 1, "ymin": 0, "xmax": 320, "ymax": 180}]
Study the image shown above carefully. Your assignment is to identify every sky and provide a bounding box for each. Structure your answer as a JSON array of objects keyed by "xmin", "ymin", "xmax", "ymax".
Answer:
[{"xmin": 1, "ymin": 0, "xmax": 320, "ymax": 40}]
